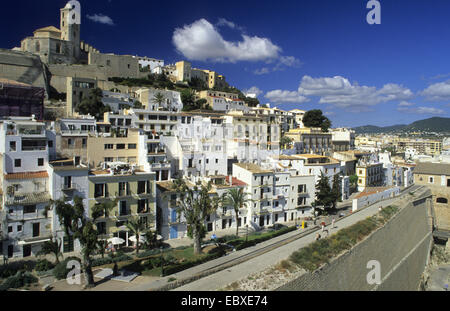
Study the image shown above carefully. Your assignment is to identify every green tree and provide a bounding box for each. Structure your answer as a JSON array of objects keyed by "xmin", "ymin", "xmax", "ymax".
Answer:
[
  {"xmin": 313, "ymin": 171, "xmax": 333, "ymax": 211},
  {"xmin": 244, "ymin": 97, "xmax": 260, "ymax": 108},
  {"xmin": 195, "ymin": 98, "xmax": 208, "ymax": 110},
  {"xmin": 280, "ymin": 135, "xmax": 294, "ymax": 150},
  {"xmin": 37, "ymin": 239, "xmax": 63, "ymax": 264},
  {"xmin": 349, "ymin": 174, "xmax": 358, "ymax": 189},
  {"xmin": 181, "ymin": 89, "xmax": 197, "ymax": 111},
  {"xmin": 153, "ymin": 92, "xmax": 166, "ymax": 107},
  {"xmin": 125, "ymin": 217, "xmax": 148, "ymax": 255},
  {"xmin": 173, "ymin": 179, "xmax": 221, "ymax": 254},
  {"xmin": 331, "ymin": 174, "xmax": 342, "ymax": 210},
  {"xmin": 75, "ymin": 88, "xmax": 111, "ymax": 121},
  {"xmin": 91, "ymin": 200, "xmax": 117, "ymax": 221},
  {"xmin": 53, "ymin": 197, "xmax": 98, "ymax": 288},
  {"xmin": 189, "ymin": 77, "xmax": 208, "ymax": 90},
  {"xmin": 133, "ymin": 100, "xmax": 143, "ymax": 109},
  {"xmin": 303, "ymin": 110, "xmax": 332, "ymax": 132},
  {"xmin": 224, "ymin": 188, "xmax": 252, "ymax": 237}
]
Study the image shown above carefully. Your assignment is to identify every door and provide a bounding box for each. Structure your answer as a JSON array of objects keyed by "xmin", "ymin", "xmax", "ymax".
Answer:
[
  {"xmin": 23, "ymin": 245, "xmax": 31, "ymax": 257},
  {"xmin": 228, "ymin": 219, "xmax": 232, "ymax": 228},
  {"xmin": 222, "ymin": 219, "xmax": 227, "ymax": 229},
  {"xmin": 171, "ymin": 209, "xmax": 178, "ymax": 223},
  {"xmin": 8, "ymin": 245, "xmax": 13, "ymax": 258},
  {"xmin": 284, "ymin": 213, "xmax": 287, "ymax": 222},
  {"xmin": 266, "ymin": 215, "xmax": 270, "ymax": 225},
  {"xmin": 32, "ymin": 223, "xmax": 40, "ymax": 237},
  {"xmin": 207, "ymin": 223, "xmax": 213, "ymax": 232},
  {"xmin": 170, "ymin": 226, "xmax": 178, "ymax": 239},
  {"xmin": 259, "ymin": 216, "xmax": 265, "ymax": 227},
  {"xmin": 275, "ymin": 214, "xmax": 279, "ymax": 223}
]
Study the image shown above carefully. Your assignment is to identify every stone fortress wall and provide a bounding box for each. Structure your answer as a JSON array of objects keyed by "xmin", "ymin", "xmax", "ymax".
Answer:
[{"xmin": 277, "ymin": 188, "xmax": 434, "ymax": 291}]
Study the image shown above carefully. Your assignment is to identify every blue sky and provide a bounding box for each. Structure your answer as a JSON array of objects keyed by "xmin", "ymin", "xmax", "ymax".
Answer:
[{"xmin": 2, "ymin": 0, "xmax": 450, "ymax": 127}]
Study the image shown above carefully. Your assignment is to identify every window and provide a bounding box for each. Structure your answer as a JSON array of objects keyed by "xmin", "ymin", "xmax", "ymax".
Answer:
[
  {"xmin": 436, "ymin": 197, "xmax": 448, "ymax": 204},
  {"xmin": 104, "ymin": 144, "xmax": 114, "ymax": 150},
  {"xmin": 64, "ymin": 176, "xmax": 72, "ymax": 189},
  {"xmin": 128, "ymin": 144, "xmax": 137, "ymax": 149},
  {"xmin": 138, "ymin": 199, "xmax": 148, "ymax": 214},
  {"xmin": 116, "ymin": 144, "xmax": 126, "ymax": 150},
  {"xmin": 10, "ymin": 141, "xmax": 16, "ymax": 152},
  {"xmin": 17, "ymin": 225, "xmax": 22, "ymax": 232},
  {"xmin": 429, "ymin": 177, "xmax": 434, "ymax": 184},
  {"xmin": 8, "ymin": 226, "xmax": 13, "ymax": 233},
  {"xmin": 82, "ymin": 138, "xmax": 87, "ymax": 147},
  {"xmin": 14, "ymin": 159, "xmax": 21, "ymax": 167},
  {"xmin": 106, "ymin": 60, "xmax": 111, "ymax": 66},
  {"xmin": 94, "ymin": 184, "xmax": 105, "ymax": 198},
  {"xmin": 119, "ymin": 201, "xmax": 128, "ymax": 216},
  {"xmin": 24, "ymin": 205, "xmax": 36, "ymax": 214},
  {"xmin": 137, "ymin": 181, "xmax": 146, "ymax": 194},
  {"xmin": 48, "ymin": 140, "xmax": 54, "ymax": 148},
  {"xmin": 104, "ymin": 157, "xmax": 113, "ymax": 162},
  {"xmin": 35, "ymin": 41, "xmax": 40, "ymax": 52},
  {"xmin": 37, "ymin": 158, "xmax": 44, "ymax": 166}
]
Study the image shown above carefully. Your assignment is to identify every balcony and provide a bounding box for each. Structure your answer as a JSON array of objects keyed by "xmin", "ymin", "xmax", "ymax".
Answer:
[{"xmin": 62, "ymin": 182, "xmax": 79, "ymax": 192}]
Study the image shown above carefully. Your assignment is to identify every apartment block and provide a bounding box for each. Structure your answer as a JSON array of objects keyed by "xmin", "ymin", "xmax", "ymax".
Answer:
[{"xmin": 88, "ymin": 164, "xmax": 156, "ymax": 247}]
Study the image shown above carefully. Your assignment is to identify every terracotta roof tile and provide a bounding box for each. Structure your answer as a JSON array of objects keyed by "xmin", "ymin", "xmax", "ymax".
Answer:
[{"xmin": 4, "ymin": 171, "xmax": 49, "ymax": 180}]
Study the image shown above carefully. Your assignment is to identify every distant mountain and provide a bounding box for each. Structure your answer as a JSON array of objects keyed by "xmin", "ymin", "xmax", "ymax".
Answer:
[{"xmin": 353, "ymin": 117, "xmax": 450, "ymax": 134}]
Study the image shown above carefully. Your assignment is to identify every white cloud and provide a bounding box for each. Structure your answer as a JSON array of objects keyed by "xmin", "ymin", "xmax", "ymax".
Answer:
[
  {"xmin": 421, "ymin": 80, "xmax": 450, "ymax": 101},
  {"xmin": 398, "ymin": 101, "xmax": 414, "ymax": 107},
  {"xmin": 173, "ymin": 19, "xmax": 281, "ymax": 63},
  {"xmin": 254, "ymin": 67, "xmax": 271, "ymax": 75},
  {"xmin": 265, "ymin": 90, "xmax": 309, "ymax": 104},
  {"xmin": 216, "ymin": 18, "xmax": 245, "ymax": 32},
  {"xmin": 86, "ymin": 14, "xmax": 114, "ymax": 25},
  {"xmin": 264, "ymin": 75, "xmax": 413, "ymax": 111},
  {"xmin": 397, "ymin": 102, "xmax": 445, "ymax": 115},
  {"xmin": 243, "ymin": 86, "xmax": 263, "ymax": 97}
]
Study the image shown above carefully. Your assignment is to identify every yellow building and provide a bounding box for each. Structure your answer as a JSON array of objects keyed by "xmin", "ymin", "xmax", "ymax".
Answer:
[
  {"xmin": 413, "ymin": 162, "xmax": 450, "ymax": 232},
  {"xmin": 285, "ymin": 127, "xmax": 332, "ymax": 155},
  {"xmin": 396, "ymin": 139, "xmax": 442, "ymax": 156},
  {"xmin": 356, "ymin": 162, "xmax": 384, "ymax": 192},
  {"xmin": 88, "ymin": 167, "xmax": 156, "ymax": 245},
  {"xmin": 87, "ymin": 128, "xmax": 141, "ymax": 167}
]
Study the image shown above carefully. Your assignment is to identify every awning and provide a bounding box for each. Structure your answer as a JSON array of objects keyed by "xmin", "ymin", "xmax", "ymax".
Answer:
[{"xmin": 18, "ymin": 238, "xmax": 51, "ymax": 246}]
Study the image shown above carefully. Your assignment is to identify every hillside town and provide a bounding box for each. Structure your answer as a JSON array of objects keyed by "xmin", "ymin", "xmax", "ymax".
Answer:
[{"xmin": 0, "ymin": 1, "xmax": 448, "ymax": 292}]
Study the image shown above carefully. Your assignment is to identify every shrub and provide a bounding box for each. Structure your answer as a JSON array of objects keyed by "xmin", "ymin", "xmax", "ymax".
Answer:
[
  {"xmin": 53, "ymin": 257, "xmax": 81, "ymax": 280},
  {"xmin": 0, "ymin": 271, "xmax": 38, "ymax": 291},
  {"xmin": 163, "ymin": 252, "xmax": 223, "ymax": 276},
  {"xmin": 0, "ymin": 261, "xmax": 36, "ymax": 278},
  {"xmin": 34, "ymin": 259, "xmax": 55, "ymax": 272},
  {"xmin": 136, "ymin": 249, "xmax": 160, "ymax": 258}
]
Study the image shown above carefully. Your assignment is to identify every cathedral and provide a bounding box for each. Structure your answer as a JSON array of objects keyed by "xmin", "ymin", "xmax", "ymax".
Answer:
[{"xmin": 19, "ymin": 1, "xmax": 92, "ymax": 65}]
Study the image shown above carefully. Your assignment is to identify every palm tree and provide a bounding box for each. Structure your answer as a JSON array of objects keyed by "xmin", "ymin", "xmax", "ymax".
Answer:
[
  {"xmin": 153, "ymin": 92, "xmax": 166, "ymax": 108},
  {"xmin": 125, "ymin": 217, "xmax": 147, "ymax": 254},
  {"xmin": 37, "ymin": 239, "xmax": 62, "ymax": 264},
  {"xmin": 224, "ymin": 188, "xmax": 252, "ymax": 237},
  {"xmin": 91, "ymin": 199, "xmax": 117, "ymax": 221},
  {"xmin": 173, "ymin": 179, "xmax": 221, "ymax": 255}
]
